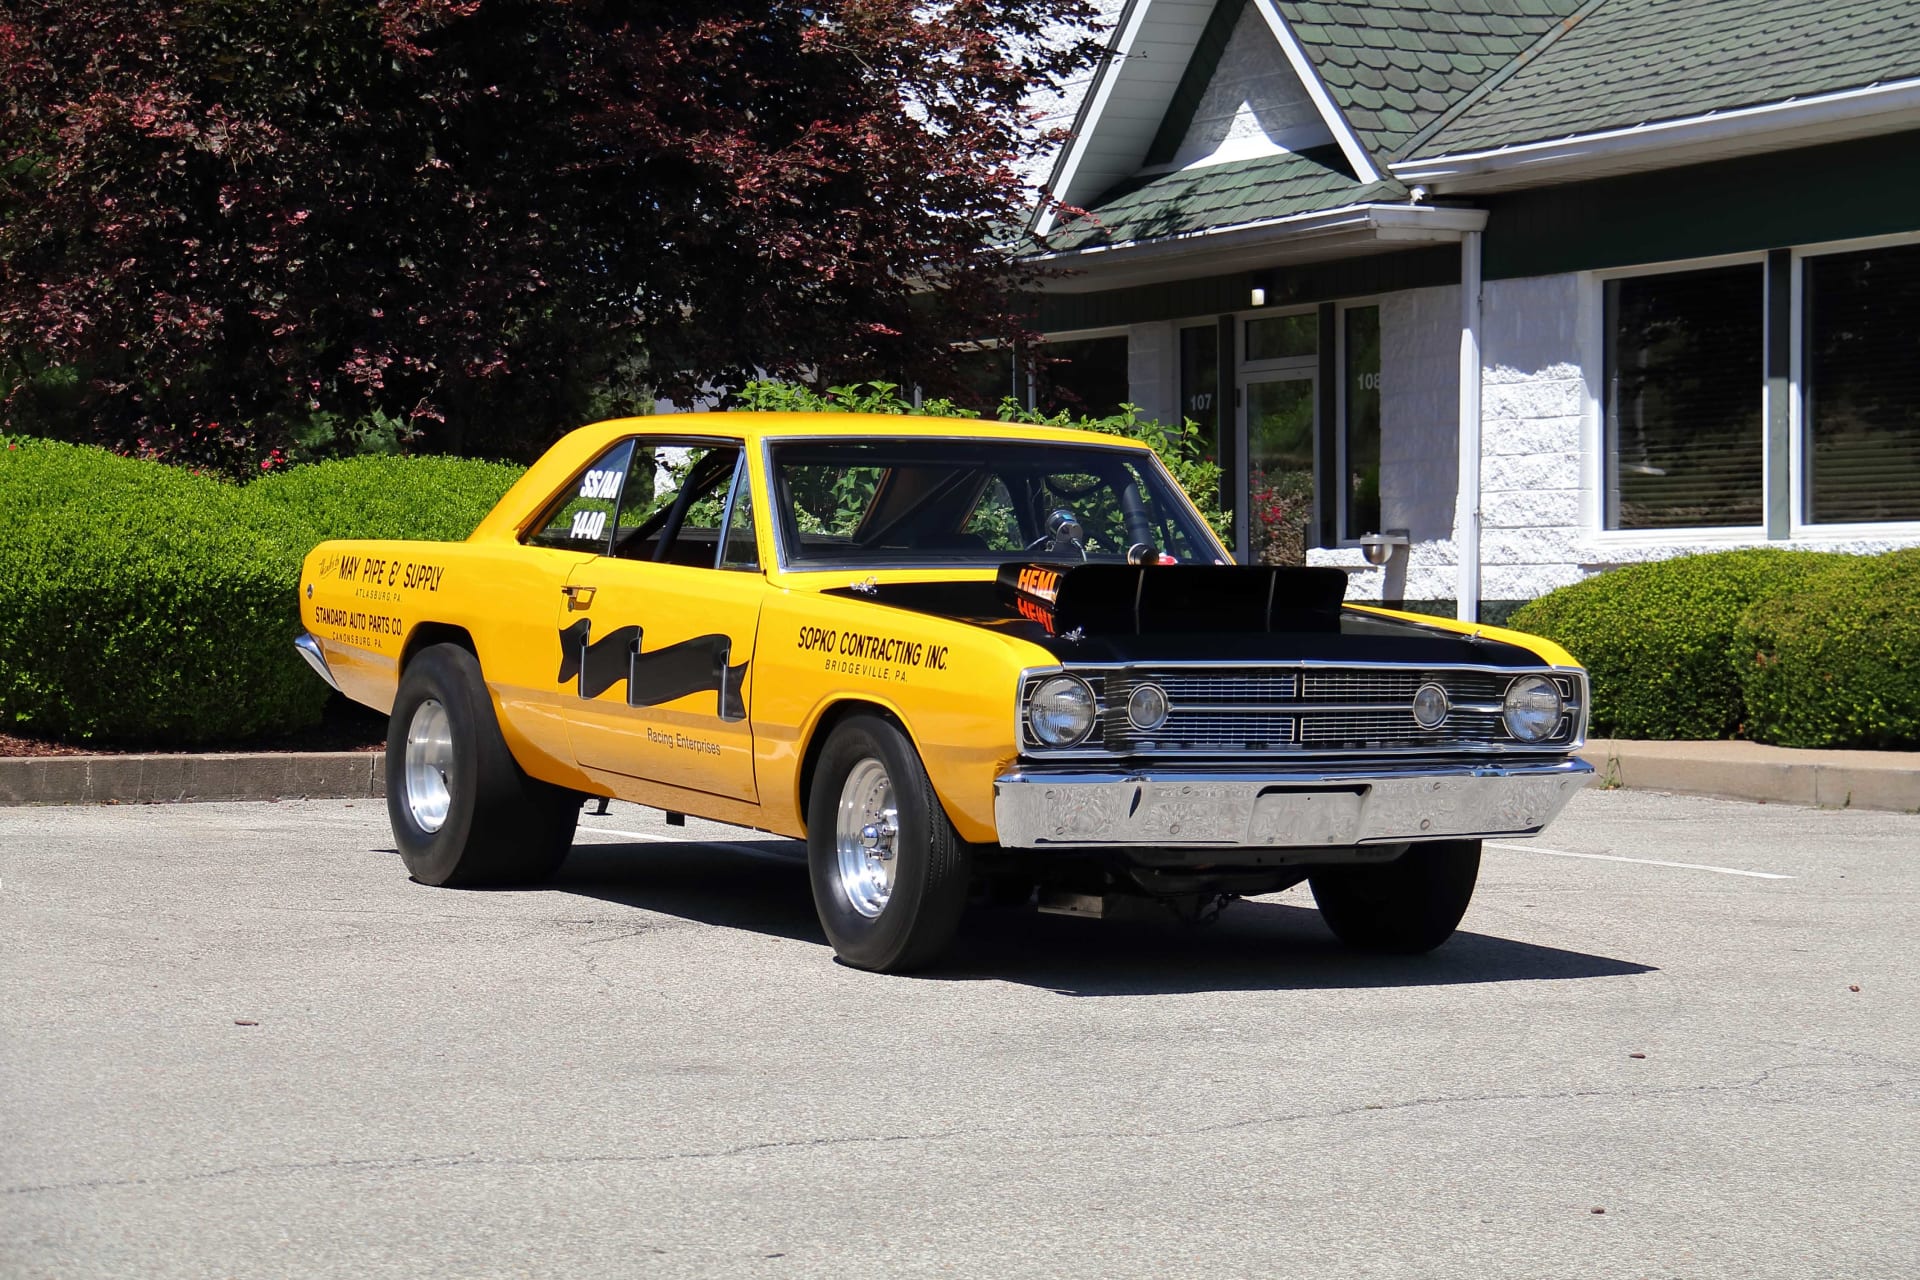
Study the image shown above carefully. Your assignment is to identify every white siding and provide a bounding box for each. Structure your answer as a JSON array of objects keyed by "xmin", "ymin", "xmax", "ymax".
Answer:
[
  {"xmin": 1168, "ymin": 0, "xmax": 1330, "ymax": 169},
  {"xmin": 1022, "ymin": 0, "xmax": 1133, "ymax": 186}
]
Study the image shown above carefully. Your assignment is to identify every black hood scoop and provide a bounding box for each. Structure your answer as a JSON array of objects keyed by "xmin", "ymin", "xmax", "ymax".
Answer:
[
  {"xmin": 821, "ymin": 563, "xmax": 1543, "ymax": 668},
  {"xmin": 991, "ymin": 562, "xmax": 1348, "ymax": 636}
]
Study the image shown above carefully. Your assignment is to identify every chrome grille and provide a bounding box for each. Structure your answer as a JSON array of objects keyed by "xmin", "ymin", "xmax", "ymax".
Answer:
[
  {"xmin": 1156, "ymin": 672, "xmax": 1298, "ymax": 704},
  {"xmin": 1050, "ymin": 664, "xmax": 1585, "ymax": 758},
  {"xmin": 1296, "ymin": 710, "xmax": 1504, "ymax": 746},
  {"xmin": 1126, "ymin": 711, "xmax": 1298, "ymax": 751},
  {"xmin": 1301, "ymin": 671, "xmax": 1509, "ymax": 704}
]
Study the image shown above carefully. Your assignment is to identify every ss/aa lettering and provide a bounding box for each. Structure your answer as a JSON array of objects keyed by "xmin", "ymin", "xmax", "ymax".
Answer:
[{"xmin": 578, "ymin": 469, "xmax": 622, "ymax": 500}]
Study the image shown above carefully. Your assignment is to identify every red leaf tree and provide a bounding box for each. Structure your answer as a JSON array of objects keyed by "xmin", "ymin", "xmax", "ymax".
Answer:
[{"xmin": 0, "ymin": 0, "xmax": 1097, "ymax": 468}]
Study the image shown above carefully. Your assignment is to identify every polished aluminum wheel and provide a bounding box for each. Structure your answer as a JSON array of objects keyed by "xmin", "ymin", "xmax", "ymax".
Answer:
[
  {"xmin": 834, "ymin": 757, "xmax": 898, "ymax": 918},
  {"xmin": 404, "ymin": 698, "xmax": 454, "ymax": 833}
]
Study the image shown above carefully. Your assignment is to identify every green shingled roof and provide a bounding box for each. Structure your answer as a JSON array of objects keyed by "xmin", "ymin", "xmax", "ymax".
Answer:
[
  {"xmin": 1042, "ymin": 147, "xmax": 1406, "ymax": 252},
  {"xmin": 1417, "ymin": 0, "xmax": 1920, "ymax": 156},
  {"xmin": 1276, "ymin": 0, "xmax": 1588, "ymax": 160},
  {"xmin": 1036, "ymin": 0, "xmax": 1920, "ymax": 258}
]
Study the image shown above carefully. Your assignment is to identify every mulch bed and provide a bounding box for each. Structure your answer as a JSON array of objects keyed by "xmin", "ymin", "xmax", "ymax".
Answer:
[{"xmin": 0, "ymin": 695, "xmax": 388, "ymax": 758}]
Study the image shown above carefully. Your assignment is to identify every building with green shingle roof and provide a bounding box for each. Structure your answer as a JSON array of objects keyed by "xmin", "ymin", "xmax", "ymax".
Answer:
[{"xmin": 1011, "ymin": 0, "xmax": 1920, "ymax": 618}]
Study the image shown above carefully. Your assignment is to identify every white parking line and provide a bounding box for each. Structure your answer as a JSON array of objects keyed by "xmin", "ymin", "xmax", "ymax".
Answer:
[
  {"xmin": 577, "ymin": 825, "xmax": 805, "ymax": 865},
  {"xmin": 1488, "ymin": 841, "xmax": 1794, "ymax": 880}
]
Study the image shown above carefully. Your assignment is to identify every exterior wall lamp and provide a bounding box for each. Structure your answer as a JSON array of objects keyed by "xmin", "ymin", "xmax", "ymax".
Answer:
[{"xmin": 1358, "ymin": 529, "xmax": 1411, "ymax": 567}]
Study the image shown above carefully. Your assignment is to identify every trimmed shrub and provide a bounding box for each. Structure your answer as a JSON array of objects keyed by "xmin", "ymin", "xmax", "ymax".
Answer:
[
  {"xmin": 0, "ymin": 443, "xmax": 326, "ymax": 744},
  {"xmin": 240, "ymin": 454, "xmax": 525, "ymax": 548},
  {"xmin": 1735, "ymin": 548, "xmax": 1920, "ymax": 749},
  {"xmin": 1508, "ymin": 549, "xmax": 1850, "ymax": 740},
  {"xmin": 0, "ymin": 444, "xmax": 523, "ymax": 745}
]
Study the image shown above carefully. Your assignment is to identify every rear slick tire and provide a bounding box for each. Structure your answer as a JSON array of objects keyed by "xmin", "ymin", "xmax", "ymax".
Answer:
[
  {"xmin": 386, "ymin": 643, "xmax": 580, "ymax": 888},
  {"xmin": 1308, "ymin": 839, "xmax": 1482, "ymax": 954},
  {"xmin": 806, "ymin": 715, "xmax": 970, "ymax": 973}
]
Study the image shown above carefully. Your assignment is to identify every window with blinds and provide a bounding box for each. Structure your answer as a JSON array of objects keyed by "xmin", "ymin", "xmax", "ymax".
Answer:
[
  {"xmin": 1604, "ymin": 265, "xmax": 1764, "ymax": 529},
  {"xmin": 1804, "ymin": 243, "xmax": 1920, "ymax": 525}
]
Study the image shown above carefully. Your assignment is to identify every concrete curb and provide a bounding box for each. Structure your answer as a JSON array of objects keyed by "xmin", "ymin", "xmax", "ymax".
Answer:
[
  {"xmin": 1578, "ymin": 739, "xmax": 1920, "ymax": 812},
  {"xmin": 0, "ymin": 751, "xmax": 384, "ymax": 806},
  {"xmin": 3, "ymin": 742, "xmax": 1915, "ymax": 812}
]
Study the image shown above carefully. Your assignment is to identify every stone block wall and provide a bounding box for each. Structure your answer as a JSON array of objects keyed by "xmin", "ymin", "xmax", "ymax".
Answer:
[
  {"xmin": 1125, "ymin": 321, "xmax": 1176, "ymax": 428},
  {"xmin": 1477, "ymin": 273, "xmax": 1589, "ymax": 602}
]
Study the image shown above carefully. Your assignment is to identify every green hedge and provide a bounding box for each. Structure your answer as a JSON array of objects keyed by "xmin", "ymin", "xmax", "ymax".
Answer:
[
  {"xmin": 0, "ymin": 443, "xmax": 522, "ymax": 746},
  {"xmin": 240, "ymin": 454, "xmax": 525, "ymax": 543},
  {"xmin": 1734, "ymin": 548, "xmax": 1920, "ymax": 749},
  {"xmin": 0, "ymin": 444, "xmax": 325, "ymax": 743},
  {"xmin": 1508, "ymin": 549, "xmax": 1849, "ymax": 740}
]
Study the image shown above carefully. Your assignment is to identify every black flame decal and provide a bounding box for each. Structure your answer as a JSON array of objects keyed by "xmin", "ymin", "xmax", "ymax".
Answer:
[{"xmin": 558, "ymin": 619, "xmax": 748, "ymax": 722}]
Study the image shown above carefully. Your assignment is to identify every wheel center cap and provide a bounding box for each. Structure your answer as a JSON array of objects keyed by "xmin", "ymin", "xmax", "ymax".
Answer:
[{"xmin": 859, "ymin": 821, "xmax": 896, "ymax": 860}]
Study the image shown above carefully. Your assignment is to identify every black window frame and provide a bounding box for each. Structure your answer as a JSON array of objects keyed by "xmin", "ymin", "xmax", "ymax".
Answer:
[{"xmin": 1600, "ymin": 260, "xmax": 1767, "ymax": 532}]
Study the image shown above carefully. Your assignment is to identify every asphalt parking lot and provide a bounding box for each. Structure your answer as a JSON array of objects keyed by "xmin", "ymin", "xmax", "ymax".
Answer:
[{"xmin": 3, "ymin": 789, "xmax": 1916, "ymax": 1280}]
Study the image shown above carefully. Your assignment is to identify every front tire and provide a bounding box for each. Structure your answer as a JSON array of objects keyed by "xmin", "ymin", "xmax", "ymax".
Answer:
[
  {"xmin": 386, "ymin": 643, "xmax": 581, "ymax": 887},
  {"xmin": 1308, "ymin": 840, "xmax": 1481, "ymax": 954},
  {"xmin": 806, "ymin": 715, "xmax": 970, "ymax": 972}
]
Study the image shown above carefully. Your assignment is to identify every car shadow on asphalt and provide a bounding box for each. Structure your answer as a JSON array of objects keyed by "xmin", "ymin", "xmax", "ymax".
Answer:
[{"xmin": 551, "ymin": 839, "xmax": 1657, "ymax": 996}]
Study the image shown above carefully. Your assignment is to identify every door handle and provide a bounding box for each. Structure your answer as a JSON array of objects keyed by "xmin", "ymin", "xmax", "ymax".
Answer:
[{"xmin": 562, "ymin": 585, "xmax": 596, "ymax": 611}]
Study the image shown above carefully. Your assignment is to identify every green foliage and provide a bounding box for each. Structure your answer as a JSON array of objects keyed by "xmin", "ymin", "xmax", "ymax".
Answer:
[
  {"xmin": 1509, "ymin": 549, "xmax": 1849, "ymax": 740},
  {"xmin": 240, "ymin": 455, "xmax": 525, "ymax": 548},
  {"xmin": 288, "ymin": 406, "xmax": 423, "ymax": 462},
  {"xmin": 0, "ymin": 443, "xmax": 524, "ymax": 745},
  {"xmin": 999, "ymin": 401, "xmax": 1230, "ymax": 542},
  {"xmin": 2, "ymin": 2, "xmax": 1098, "ymax": 470},
  {"xmin": 0, "ymin": 443, "xmax": 325, "ymax": 744},
  {"xmin": 1734, "ymin": 549, "xmax": 1920, "ymax": 749},
  {"xmin": 732, "ymin": 379, "xmax": 1229, "ymax": 538}
]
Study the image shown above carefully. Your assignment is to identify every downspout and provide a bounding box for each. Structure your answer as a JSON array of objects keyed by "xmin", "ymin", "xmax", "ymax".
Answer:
[{"xmin": 1456, "ymin": 229, "xmax": 1483, "ymax": 623}]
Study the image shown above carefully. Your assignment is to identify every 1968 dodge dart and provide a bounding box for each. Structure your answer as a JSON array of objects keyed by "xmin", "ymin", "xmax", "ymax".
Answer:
[{"xmin": 296, "ymin": 413, "xmax": 1592, "ymax": 971}]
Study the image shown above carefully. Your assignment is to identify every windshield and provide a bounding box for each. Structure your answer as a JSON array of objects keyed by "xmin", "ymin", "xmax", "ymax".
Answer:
[{"xmin": 768, "ymin": 438, "xmax": 1224, "ymax": 568}]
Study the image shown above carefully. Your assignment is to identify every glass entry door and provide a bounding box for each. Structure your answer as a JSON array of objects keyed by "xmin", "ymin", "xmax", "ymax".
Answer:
[{"xmin": 1242, "ymin": 372, "xmax": 1316, "ymax": 565}]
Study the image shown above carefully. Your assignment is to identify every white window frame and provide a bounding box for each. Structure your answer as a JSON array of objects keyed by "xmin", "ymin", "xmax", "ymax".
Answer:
[
  {"xmin": 1788, "ymin": 229, "xmax": 1920, "ymax": 539},
  {"xmin": 1234, "ymin": 304, "xmax": 1319, "ymax": 560},
  {"xmin": 1582, "ymin": 250, "xmax": 1771, "ymax": 546}
]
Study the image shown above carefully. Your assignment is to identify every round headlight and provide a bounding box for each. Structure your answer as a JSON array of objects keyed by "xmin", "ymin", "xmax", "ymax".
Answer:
[
  {"xmin": 1028, "ymin": 675, "xmax": 1096, "ymax": 747},
  {"xmin": 1411, "ymin": 681, "xmax": 1450, "ymax": 729},
  {"xmin": 1127, "ymin": 683, "xmax": 1169, "ymax": 731},
  {"xmin": 1503, "ymin": 675, "xmax": 1565, "ymax": 742}
]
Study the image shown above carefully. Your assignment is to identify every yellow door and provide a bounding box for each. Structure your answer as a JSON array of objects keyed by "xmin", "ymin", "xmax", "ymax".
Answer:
[{"xmin": 556, "ymin": 442, "xmax": 763, "ymax": 802}]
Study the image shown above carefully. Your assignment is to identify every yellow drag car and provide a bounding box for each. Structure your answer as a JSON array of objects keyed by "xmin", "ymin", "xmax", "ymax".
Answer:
[{"xmin": 295, "ymin": 413, "xmax": 1591, "ymax": 971}]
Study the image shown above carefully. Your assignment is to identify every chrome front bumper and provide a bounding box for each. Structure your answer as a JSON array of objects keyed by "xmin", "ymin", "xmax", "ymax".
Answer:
[{"xmin": 993, "ymin": 758, "xmax": 1593, "ymax": 850}]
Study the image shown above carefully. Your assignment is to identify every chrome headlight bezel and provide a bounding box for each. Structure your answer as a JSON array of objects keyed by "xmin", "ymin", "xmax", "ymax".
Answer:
[
  {"xmin": 1126, "ymin": 682, "xmax": 1170, "ymax": 732},
  {"xmin": 1502, "ymin": 674, "xmax": 1565, "ymax": 742},
  {"xmin": 1027, "ymin": 674, "xmax": 1097, "ymax": 748}
]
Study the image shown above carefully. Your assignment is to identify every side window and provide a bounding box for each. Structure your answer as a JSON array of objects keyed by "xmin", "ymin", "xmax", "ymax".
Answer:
[
  {"xmin": 612, "ymin": 443, "xmax": 741, "ymax": 566},
  {"xmin": 526, "ymin": 440, "xmax": 636, "ymax": 552},
  {"xmin": 720, "ymin": 467, "xmax": 760, "ymax": 570}
]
